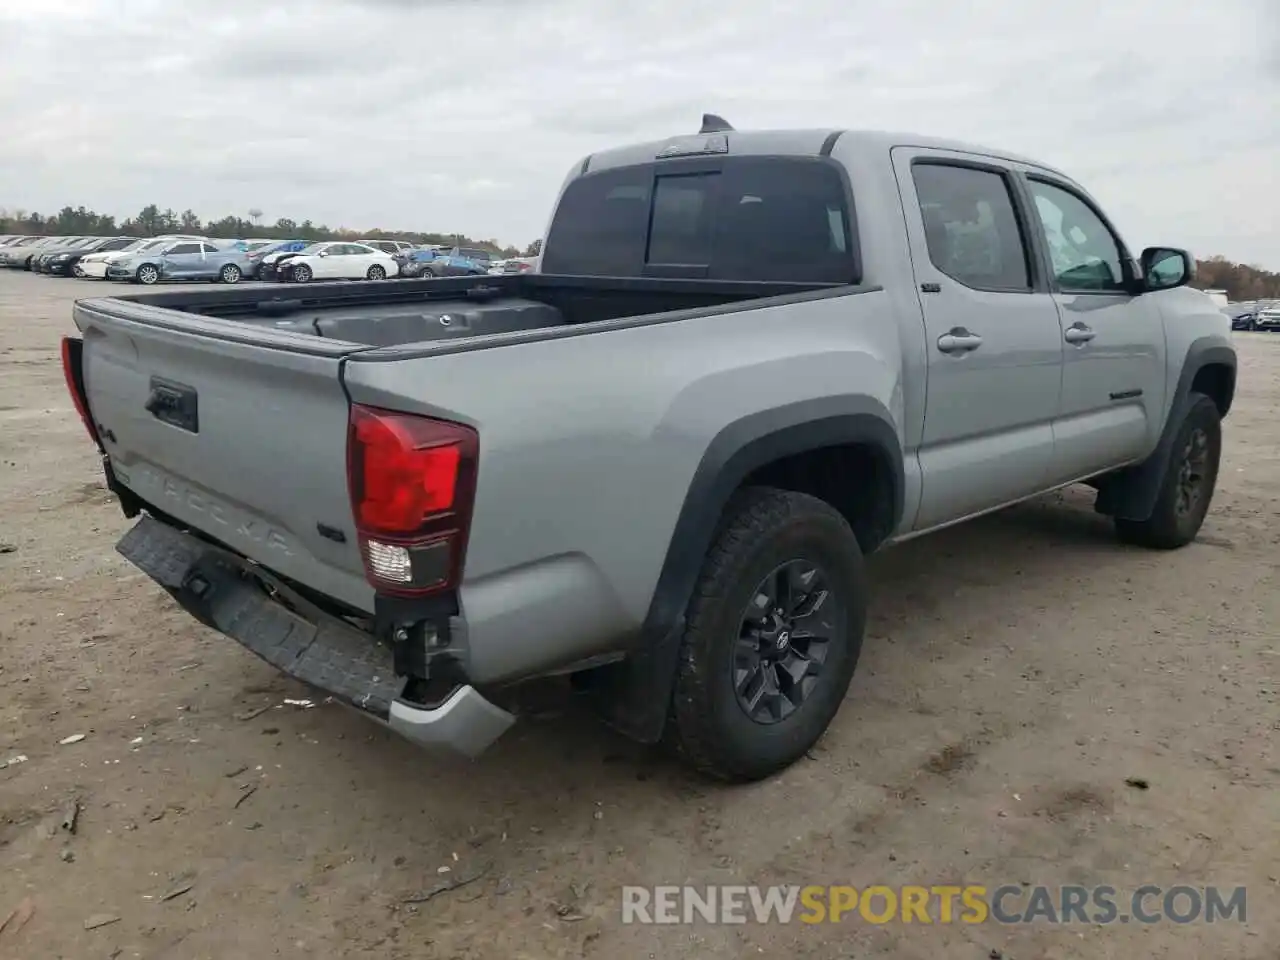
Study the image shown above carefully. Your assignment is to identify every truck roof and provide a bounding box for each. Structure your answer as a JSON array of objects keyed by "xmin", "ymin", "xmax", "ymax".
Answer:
[{"xmin": 581, "ymin": 126, "xmax": 1070, "ymax": 181}]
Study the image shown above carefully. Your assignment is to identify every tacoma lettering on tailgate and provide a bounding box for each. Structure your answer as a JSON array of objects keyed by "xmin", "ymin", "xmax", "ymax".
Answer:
[{"xmin": 131, "ymin": 465, "xmax": 294, "ymax": 557}]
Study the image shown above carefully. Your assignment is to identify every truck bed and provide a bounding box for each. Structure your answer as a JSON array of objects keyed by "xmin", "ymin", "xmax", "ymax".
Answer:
[{"xmin": 87, "ymin": 273, "xmax": 835, "ymax": 350}]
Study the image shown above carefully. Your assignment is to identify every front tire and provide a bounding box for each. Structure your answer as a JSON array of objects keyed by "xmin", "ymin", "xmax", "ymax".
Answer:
[
  {"xmin": 668, "ymin": 487, "xmax": 867, "ymax": 782},
  {"xmin": 1115, "ymin": 392, "xmax": 1222, "ymax": 549},
  {"xmin": 292, "ymin": 263, "xmax": 312, "ymax": 283},
  {"xmin": 219, "ymin": 264, "xmax": 242, "ymax": 284},
  {"xmin": 136, "ymin": 263, "xmax": 160, "ymax": 285},
  {"xmin": 366, "ymin": 264, "xmax": 387, "ymax": 281}
]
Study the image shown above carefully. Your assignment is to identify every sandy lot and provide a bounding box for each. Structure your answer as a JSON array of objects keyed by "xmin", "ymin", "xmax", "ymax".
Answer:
[{"xmin": 0, "ymin": 269, "xmax": 1276, "ymax": 959}]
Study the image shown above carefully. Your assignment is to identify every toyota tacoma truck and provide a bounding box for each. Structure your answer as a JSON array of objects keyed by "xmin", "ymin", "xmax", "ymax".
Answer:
[{"xmin": 62, "ymin": 117, "xmax": 1235, "ymax": 782}]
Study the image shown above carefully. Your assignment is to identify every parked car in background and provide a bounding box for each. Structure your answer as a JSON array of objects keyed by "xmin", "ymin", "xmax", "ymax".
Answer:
[
  {"xmin": 1, "ymin": 236, "xmax": 69, "ymax": 269},
  {"xmin": 397, "ymin": 247, "xmax": 442, "ymax": 278},
  {"xmin": 31, "ymin": 237, "xmax": 97, "ymax": 272},
  {"xmin": 40, "ymin": 236, "xmax": 137, "ymax": 276},
  {"xmin": 1254, "ymin": 301, "xmax": 1280, "ymax": 332},
  {"xmin": 244, "ymin": 238, "xmax": 309, "ymax": 278},
  {"xmin": 77, "ymin": 235, "xmax": 206, "ymax": 279},
  {"xmin": 229, "ymin": 239, "xmax": 275, "ymax": 253},
  {"xmin": 358, "ymin": 238, "xmax": 416, "ymax": 259},
  {"xmin": 256, "ymin": 244, "xmax": 315, "ymax": 281},
  {"xmin": 1226, "ymin": 302, "xmax": 1259, "ymax": 330},
  {"xmin": 274, "ymin": 241, "xmax": 399, "ymax": 282},
  {"xmin": 421, "ymin": 246, "xmax": 494, "ymax": 276},
  {"xmin": 487, "ymin": 256, "xmax": 535, "ymax": 275},
  {"xmin": 106, "ymin": 238, "xmax": 255, "ymax": 285}
]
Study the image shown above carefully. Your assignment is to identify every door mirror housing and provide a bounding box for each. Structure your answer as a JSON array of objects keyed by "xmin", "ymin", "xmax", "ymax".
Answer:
[
  {"xmin": 1141, "ymin": 247, "xmax": 1194, "ymax": 292},
  {"xmin": 317, "ymin": 251, "xmax": 330, "ymax": 257}
]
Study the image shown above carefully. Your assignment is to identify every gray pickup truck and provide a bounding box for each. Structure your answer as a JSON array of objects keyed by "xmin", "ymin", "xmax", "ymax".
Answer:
[{"xmin": 63, "ymin": 118, "xmax": 1235, "ymax": 781}]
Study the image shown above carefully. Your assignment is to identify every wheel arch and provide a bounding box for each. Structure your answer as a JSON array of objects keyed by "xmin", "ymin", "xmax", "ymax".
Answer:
[
  {"xmin": 587, "ymin": 396, "xmax": 905, "ymax": 743},
  {"xmin": 1096, "ymin": 336, "xmax": 1236, "ymax": 521}
]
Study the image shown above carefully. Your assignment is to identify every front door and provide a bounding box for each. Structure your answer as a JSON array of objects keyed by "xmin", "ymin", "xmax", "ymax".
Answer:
[
  {"xmin": 1021, "ymin": 176, "xmax": 1167, "ymax": 483},
  {"xmin": 312, "ymin": 245, "xmax": 343, "ymax": 279},
  {"xmin": 193, "ymin": 242, "xmax": 221, "ymax": 279},
  {"xmin": 892, "ymin": 147, "xmax": 1065, "ymax": 531},
  {"xmin": 159, "ymin": 242, "xmax": 202, "ymax": 279}
]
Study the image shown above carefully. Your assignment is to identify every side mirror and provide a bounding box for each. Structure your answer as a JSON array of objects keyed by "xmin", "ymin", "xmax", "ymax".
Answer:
[
  {"xmin": 318, "ymin": 251, "xmax": 329, "ymax": 257},
  {"xmin": 1141, "ymin": 247, "xmax": 1194, "ymax": 292}
]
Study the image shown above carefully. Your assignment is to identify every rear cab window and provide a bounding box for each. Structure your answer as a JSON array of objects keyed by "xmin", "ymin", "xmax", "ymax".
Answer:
[{"xmin": 542, "ymin": 155, "xmax": 858, "ymax": 284}]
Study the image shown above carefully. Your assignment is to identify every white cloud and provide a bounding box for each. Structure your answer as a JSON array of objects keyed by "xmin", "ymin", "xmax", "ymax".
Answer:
[{"xmin": 0, "ymin": 0, "xmax": 1275, "ymax": 262}]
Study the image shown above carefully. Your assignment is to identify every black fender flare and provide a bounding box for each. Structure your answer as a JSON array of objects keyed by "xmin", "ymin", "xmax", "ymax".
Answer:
[
  {"xmin": 1096, "ymin": 337, "xmax": 1236, "ymax": 521},
  {"xmin": 589, "ymin": 395, "xmax": 905, "ymax": 744}
]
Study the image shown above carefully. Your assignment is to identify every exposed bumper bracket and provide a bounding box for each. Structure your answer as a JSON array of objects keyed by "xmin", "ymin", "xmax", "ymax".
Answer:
[{"xmin": 116, "ymin": 515, "xmax": 514, "ymax": 757}]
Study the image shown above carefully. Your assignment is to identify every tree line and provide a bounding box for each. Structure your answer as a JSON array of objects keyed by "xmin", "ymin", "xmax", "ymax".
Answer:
[
  {"xmin": 1191, "ymin": 256, "xmax": 1279, "ymax": 302},
  {"xmin": 0, "ymin": 204, "xmax": 543, "ymax": 258}
]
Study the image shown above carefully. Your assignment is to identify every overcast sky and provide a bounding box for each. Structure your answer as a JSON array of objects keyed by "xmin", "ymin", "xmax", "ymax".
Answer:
[{"xmin": 1, "ymin": 0, "xmax": 1276, "ymax": 263}]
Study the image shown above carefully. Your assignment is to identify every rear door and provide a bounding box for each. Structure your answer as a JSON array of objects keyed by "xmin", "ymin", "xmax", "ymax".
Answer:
[
  {"xmin": 75, "ymin": 302, "xmax": 374, "ymax": 610},
  {"xmin": 1020, "ymin": 175, "xmax": 1166, "ymax": 482},
  {"xmin": 890, "ymin": 148, "xmax": 1064, "ymax": 529}
]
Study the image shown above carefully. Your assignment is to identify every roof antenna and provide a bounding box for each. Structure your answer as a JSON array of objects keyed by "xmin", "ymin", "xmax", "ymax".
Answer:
[{"xmin": 699, "ymin": 113, "xmax": 734, "ymax": 134}]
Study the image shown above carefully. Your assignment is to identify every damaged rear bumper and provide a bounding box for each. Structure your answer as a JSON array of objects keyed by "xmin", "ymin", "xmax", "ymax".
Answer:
[{"xmin": 116, "ymin": 515, "xmax": 514, "ymax": 757}]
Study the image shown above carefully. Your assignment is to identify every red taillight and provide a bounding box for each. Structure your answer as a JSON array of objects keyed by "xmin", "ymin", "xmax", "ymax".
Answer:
[
  {"xmin": 346, "ymin": 404, "xmax": 478, "ymax": 597},
  {"xmin": 61, "ymin": 336, "xmax": 101, "ymax": 447}
]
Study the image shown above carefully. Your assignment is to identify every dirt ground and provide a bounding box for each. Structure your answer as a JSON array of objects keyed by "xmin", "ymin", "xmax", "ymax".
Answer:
[{"xmin": 0, "ymin": 269, "xmax": 1276, "ymax": 960}]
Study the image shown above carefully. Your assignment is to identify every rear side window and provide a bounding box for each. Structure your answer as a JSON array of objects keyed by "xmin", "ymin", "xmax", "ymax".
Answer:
[
  {"xmin": 910, "ymin": 162, "xmax": 1031, "ymax": 291},
  {"xmin": 543, "ymin": 157, "xmax": 856, "ymax": 283}
]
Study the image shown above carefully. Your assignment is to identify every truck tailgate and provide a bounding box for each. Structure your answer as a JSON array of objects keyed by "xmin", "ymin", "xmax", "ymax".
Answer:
[{"xmin": 75, "ymin": 299, "xmax": 374, "ymax": 611}]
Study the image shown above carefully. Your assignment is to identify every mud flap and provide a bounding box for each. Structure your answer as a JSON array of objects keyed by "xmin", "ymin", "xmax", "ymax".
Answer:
[
  {"xmin": 117, "ymin": 516, "xmax": 404, "ymax": 716},
  {"xmin": 1094, "ymin": 390, "xmax": 1194, "ymax": 522}
]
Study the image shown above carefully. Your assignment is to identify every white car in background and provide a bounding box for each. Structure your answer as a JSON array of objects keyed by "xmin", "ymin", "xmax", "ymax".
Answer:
[
  {"xmin": 280, "ymin": 241, "xmax": 399, "ymax": 283},
  {"xmin": 78, "ymin": 235, "xmax": 204, "ymax": 278}
]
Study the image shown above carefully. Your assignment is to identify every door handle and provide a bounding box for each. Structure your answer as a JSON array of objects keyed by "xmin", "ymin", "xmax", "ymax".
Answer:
[
  {"xmin": 1064, "ymin": 323, "xmax": 1096, "ymax": 344},
  {"xmin": 937, "ymin": 328, "xmax": 983, "ymax": 354}
]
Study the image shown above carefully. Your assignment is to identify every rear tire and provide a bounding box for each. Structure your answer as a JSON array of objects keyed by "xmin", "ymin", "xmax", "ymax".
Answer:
[
  {"xmin": 366, "ymin": 264, "xmax": 387, "ymax": 281},
  {"xmin": 668, "ymin": 487, "xmax": 866, "ymax": 782},
  {"xmin": 1115, "ymin": 392, "xmax": 1222, "ymax": 549}
]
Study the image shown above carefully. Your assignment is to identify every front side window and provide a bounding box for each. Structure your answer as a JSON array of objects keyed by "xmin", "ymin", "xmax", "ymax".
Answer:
[
  {"xmin": 1027, "ymin": 179, "xmax": 1126, "ymax": 292},
  {"xmin": 911, "ymin": 162, "xmax": 1031, "ymax": 291},
  {"xmin": 166, "ymin": 242, "xmax": 200, "ymax": 256}
]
